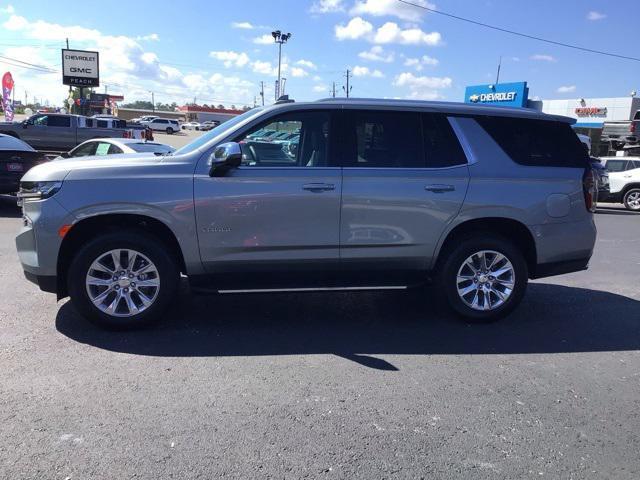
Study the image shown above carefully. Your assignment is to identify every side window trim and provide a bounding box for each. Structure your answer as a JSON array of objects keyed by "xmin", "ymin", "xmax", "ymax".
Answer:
[{"xmin": 447, "ymin": 117, "xmax": 475, "ymax": 165}]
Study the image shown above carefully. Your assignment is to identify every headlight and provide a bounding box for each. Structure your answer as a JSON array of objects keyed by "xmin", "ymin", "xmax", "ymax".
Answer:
[{"xmin": 17, "ymin": 181, "xmax": 63, "ymax": 201}]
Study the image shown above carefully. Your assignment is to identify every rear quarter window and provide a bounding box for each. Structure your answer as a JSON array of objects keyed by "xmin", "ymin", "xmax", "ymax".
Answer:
[{"xmin": 476, "ymin": 116, "xmax": 589, "ymax": 168}]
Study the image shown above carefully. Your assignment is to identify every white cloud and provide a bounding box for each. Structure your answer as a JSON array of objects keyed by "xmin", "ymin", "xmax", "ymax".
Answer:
[
  {"xmin": 0, "ymin": 13, "xmax": 258, "ymax": 106},
  {"xmin": 352, "ymin": 65, "xmax": 384, "ymax": 78},
  {"xmin": 231, "ymin": 21, "xmax": 254, "ymax": 29},
  {"xmin": 296, "ymin": 59, "xmax": 316, "ymax": 69},
  {"xmin": 587, "ymin": 11, "xmax": 606, "ymax": 21},
  {"xmin": 310, "ymin": 0, "xmax": 345, "ymax": 13},
  {"xmin": 253, "ymin": 34, "xmax": 274, "ymax": 44},
  {"xmin": 335, "ymin": 17, "xmax": 441, "ymax": 45},
  {"xmin": 374, "ymin": 22, "xmax": 441, "ymax": 45},
  {"xmin": 335, "ymin": 17, "xmax": 374, "ymax": 40},
  {"xmin": 209, "ymin": 50, "xmax": 250, "ymax": 68},
  {"xmin": 404, "ymin": 55, "xmax": 438, "ymax": 71},
  {"xmin": 0, "ymin": 4, "xmax": 15, "ymax": 14},
  {"xmin": 313, "ymin": 75, "xmax": 322, "ymax": 81},
  {"xmin": 252, "ymin": 60, "xmax": 277, "ymax": 76},
  {"xmin": 350, "ymin": 0, "xmax": 435, "ymax": 22},
  {"xmin": 393, "ymin": 72, "xmax": 452, "ymax": 99},
  {"xmin": 313, "ymin": 84, "xmax": 328, "ymax": 92},
  {"xmin": 557, "ymin": 85, "xmax": 576, "ymax": 93},
  {"xmin": 531, "ymin": 54, "xmax": 557, "ymax": 62},
  {"xmin": 136, "ymin": 33, "xmax": 159, "ymax": 41},
  {"xmin": 290, "ymin": 66, "xmax": 309, "ymax": 77},
  {"xmin": 358, "ymin": 45, "xmax": 394, "ymax": 62}
]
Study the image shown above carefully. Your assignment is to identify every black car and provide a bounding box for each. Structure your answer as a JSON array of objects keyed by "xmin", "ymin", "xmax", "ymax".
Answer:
[
  {"xmin": 589, "ymin": 157, "xmax": 610, "ymax": 199},
  {"xmin": 0, "ymin": 134, "xmax": 48, "ymax": 194}
]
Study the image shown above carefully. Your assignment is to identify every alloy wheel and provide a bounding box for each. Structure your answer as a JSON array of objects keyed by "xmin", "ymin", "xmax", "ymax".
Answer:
[
  {"xmin": 85, "ymin": 249, "xmax": 160, "ymax": 317},
  {"xmin": 456, "ymin": 250, "xmax": 515, "ymax": 311}
]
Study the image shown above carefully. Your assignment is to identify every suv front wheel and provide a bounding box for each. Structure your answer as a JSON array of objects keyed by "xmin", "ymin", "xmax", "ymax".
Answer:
[
  {"xmin": 439, "ymin": 234, "xmax": 528, "ymax": 322},
  {"xmin": 67, "ymin": 231, "xmax": 179, "ymax": 329}
]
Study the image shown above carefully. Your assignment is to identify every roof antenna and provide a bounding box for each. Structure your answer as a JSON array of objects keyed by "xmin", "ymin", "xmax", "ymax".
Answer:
[{"xmin": 495, "ymin": 56, "xmax": 502, "ymax": 86}]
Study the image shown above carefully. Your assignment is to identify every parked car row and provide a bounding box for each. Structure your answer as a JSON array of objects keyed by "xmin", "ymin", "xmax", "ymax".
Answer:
[{"xmin": 130, "ymin": 117, "xmax": 221, "ymax": 134}]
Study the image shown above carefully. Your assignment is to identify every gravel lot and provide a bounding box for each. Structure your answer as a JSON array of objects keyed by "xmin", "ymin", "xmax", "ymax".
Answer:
[{"xmin": 1, "ymin": 198, "xmax": 639, "ymax": 479}]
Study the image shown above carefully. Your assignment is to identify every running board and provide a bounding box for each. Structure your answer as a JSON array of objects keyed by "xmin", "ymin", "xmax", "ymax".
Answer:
[{"xmin": 217, "ymin": 285, "xmax": 408, "ymax": 294}]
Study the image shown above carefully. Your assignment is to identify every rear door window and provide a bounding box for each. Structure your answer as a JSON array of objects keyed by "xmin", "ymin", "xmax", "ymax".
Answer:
[
  {"xmin": 71, "ymin": 142, "xmax": 98, "ymax": 157},
  {"xmin": 342, "ymin": 110, "xmax": 424, "ymax": 168},
  {"xmin": 476, "ymin": 116, "xmax": 589, "ymax": 168},
  {"xmin": 47, "ymin": 116, "xmax": 71, "ymax": 127},
  {"xmin": 422, "ymin": 113, "xmax": 468, "ymax": 168}
]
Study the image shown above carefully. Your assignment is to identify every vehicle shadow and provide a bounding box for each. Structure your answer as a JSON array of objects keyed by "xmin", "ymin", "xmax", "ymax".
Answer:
[
  {"xmin": 596, "ymin": 207, "xmax": 639, "ymax": 216},
  {"xmin": 0, "ymin": 195, "xmax": 21, "ymax": 218},
  {"xmin": 55, "ymin": 283, "xmax": 640, "ymax": 369}
]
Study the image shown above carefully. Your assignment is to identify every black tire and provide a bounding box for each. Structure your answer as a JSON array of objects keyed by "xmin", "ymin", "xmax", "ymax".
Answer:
[
  {"xmin": 623, "ymin": 188, "xmax": 640, "ymax": 211},
  {"xmin": 67, "ymin": 231, "xmax": 179, "ymax": 330},
  {"xmin": 438, "ymin": 233, "xmax": 528, "ymax": 322},
  {"xmin": 166, "ymin": 127, "xmax": 174, "ymax": 134}
]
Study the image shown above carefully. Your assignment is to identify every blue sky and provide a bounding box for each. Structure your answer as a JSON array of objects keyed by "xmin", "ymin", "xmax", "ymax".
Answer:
[{"xmin": 0, "ymin": 0, "xmax": 638, "ymax": 108}]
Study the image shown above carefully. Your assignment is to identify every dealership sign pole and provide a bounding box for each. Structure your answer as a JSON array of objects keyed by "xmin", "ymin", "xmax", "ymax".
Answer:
[
  {"xmin": 2, "ymin": 72, "xmax": 14, "ymax": 122},
  {"xmin": 61, "ymin": 49, "xmax": 99, "ymax": 116}
]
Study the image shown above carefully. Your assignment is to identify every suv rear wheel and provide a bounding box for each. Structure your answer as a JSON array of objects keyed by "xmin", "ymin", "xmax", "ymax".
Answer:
[
  {"xmin": 67, "ymin": 231, "xmax": 179, "ymax": 329},
  {"xmin": 623, "ymin": 188, "xmax": 640, "ymax": 211},
  {"xmin": 439, "ymin": 234, "xmax": 528, "ymax": 322},
  {"xmin": 166, "ymin": 127, "xmax": 174, "ymax": 134}
]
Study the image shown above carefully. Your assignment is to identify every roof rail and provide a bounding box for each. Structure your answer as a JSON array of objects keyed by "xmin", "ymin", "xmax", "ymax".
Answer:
[{"xmin": 275, "ymin": 95, "xmax": 294, "ymax": 104}]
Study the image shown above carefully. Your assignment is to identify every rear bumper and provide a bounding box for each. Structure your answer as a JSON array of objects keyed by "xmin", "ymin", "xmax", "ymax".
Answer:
[{"xmin": 531, "ymin": 257, "xmax": 590, "ymax": 279}]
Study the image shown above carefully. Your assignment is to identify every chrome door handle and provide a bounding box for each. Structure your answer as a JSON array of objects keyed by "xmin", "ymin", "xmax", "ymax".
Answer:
[
  {"xmin": 425, "ymin": 184, "xmax": 455, "ymax": 193},
  {"xmin": 303, "ymin": 183, "xmax": 335, "ymax": 192}
]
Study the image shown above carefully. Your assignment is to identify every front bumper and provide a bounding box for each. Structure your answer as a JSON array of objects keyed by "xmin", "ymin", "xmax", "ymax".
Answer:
[
  {"xmin": 16, "ymin": 196, "xmax": 74, "ymax": 286},
  {"xmin": 23, "ymin": 270, "xmax": 58, "ymax": 293}
]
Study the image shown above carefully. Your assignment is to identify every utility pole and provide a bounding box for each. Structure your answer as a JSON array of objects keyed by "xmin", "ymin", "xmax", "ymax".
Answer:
[
  {"xmin": 343, "ymin": 69, "xmax": 352, "ymax": 98},
  {"xmin": 281, "ymin": 77, "xmax": 287, "ymax": 97},
  {"xmin": 260, "ymin": 81, "xmax": 265, "ymax": 106},
  {"xmin": 150, "ymin": 91, "xmax": 155, "ymax": 112},
  {"xmin": 271, "ymin": 30, "xmax": 292, "ymax": 100},
  {"xmin": 331, "ymin": 81, "xmax": 336, "ymax": 98}
]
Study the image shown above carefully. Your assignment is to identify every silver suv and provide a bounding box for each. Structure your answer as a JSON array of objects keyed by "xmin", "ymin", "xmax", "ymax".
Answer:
[{"xmin": 16, "ymin": 99, "xmax": 597, "ymax": 329}]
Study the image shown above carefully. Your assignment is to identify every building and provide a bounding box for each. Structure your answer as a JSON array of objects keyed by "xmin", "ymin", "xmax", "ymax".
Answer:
[
  {"xmin": 176, "ymin": 105, "xmax": 247, "ymax": 123},
  {"xmin": 464, "ymin": 81, "xmax": 640, "ymax": 152}
]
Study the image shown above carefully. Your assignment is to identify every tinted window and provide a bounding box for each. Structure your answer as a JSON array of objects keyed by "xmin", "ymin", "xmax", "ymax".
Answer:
[
  {"xmin": 71, "ymin": 142, "xmax": 97, "ymax": 157},
  {"xmin": 108, "ymin": 144, "xmax": 124, "ymax": 154},
  {"xmin": 97, "ymin": 120, "xmax": 108, "ymax": 128},
  {"xmin": 344, "ymin": 110, "xmax": 423, "ymax": 168},
  {"xmin": 605, "ymin": 160, "xmax": 628, "ymax": 172},
  {"xmin": 234, "ymin": 111, "xmax": 329, "ymax": 167},
  {"xmin": 0, "ymin": 135, "xmax": 35, "ymax": 151},
  {"xmin": 476, "ymin": 116, "xmax": 589, "ymax": 168},
  {"xmin": 632, "ymin": 160, "xmax": 640, "ymax": 169},
  {"xmin": 422, "ymin": 113, "xmax": 467, "ymax": 167},
  {"xmin": 48, "ymin": 116, "xmax": 71, "ymax": 127}
]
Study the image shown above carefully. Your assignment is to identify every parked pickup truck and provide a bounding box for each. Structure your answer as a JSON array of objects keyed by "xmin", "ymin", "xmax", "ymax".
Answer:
[
  {"xmin": 601, "ymin": 110, "xmax": 640, "ymax": 150},
  {"xmin": 0, "ymin": 113, "xmax": 149, "ymax": 151}
]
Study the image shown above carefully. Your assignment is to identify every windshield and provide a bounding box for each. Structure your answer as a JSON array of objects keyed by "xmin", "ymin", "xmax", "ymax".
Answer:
[{"xmin": 173, "ymin": 107, "xmax": 265, "ymax": 155}]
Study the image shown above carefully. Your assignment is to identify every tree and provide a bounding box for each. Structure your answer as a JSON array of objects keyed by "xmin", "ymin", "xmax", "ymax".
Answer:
[{"xmin": 121, "ymin": 100, "xmax": 154, "ymax": 110}]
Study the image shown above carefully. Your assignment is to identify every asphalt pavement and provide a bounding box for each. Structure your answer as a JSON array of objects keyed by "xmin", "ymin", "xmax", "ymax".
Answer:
[{"xmin": 1, "ymin": 197, "xmax": 639, "ymax": 479}]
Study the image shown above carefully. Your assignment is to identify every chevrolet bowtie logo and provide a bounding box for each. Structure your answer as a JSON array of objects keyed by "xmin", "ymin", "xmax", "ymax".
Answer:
[{"xmin": 469, "ymin": 94, "xmax": 480, "ymax": 102}]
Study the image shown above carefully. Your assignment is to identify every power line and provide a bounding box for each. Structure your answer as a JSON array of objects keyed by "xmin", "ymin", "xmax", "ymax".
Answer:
[{"xmin": 398, "ymin": 0, "xmax": 640, "ymax": 62}]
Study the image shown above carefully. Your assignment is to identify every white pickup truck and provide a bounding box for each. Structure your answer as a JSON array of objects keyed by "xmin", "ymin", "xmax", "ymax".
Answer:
[{"xmin": 598, "ymin": 157, "xmax": 640, "ymax": 211}]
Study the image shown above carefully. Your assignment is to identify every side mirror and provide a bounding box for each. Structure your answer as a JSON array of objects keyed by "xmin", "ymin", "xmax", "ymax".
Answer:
[
  {"xmin": 209, "ymin": 142, "xmax": 242, "ymax": 177},
  {"xmin": 60, "ymin": 152, "xmax": 71, "ymax": 159},
  {"xmin": 22, "ymin": 121, "xmax": 28, "ymax": 129}
]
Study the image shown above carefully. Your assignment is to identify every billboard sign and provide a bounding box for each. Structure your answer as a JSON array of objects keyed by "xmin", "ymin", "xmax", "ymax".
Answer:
[
  {"xmin": 62, "ymin": 49, "xmax": 99, "ymax": 87},
  {"xmin": 464, "ymin": 81, "xmax": 529, "ymax": 108}
]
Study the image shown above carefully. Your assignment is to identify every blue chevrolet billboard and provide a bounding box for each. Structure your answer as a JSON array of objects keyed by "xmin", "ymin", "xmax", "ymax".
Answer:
[{"xmin": 464, "ymin": 81, "xmax": 529, "ymax": 108}]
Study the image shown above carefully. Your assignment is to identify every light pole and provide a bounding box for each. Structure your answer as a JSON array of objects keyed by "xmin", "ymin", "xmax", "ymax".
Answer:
[{"xmin": 271, "ymin": 30, "xmax": 291, "ymax": 100}]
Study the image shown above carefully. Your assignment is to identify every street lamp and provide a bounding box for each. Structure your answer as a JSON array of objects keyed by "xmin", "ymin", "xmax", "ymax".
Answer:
[{"xmin": 272, "ymin": 30, "xmax": 291, "ymax": 100}]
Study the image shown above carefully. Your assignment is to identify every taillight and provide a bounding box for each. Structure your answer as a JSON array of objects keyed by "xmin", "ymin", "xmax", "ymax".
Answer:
[
  {"xmin": 630, "ymin": 122, "xmax": 636, "ymax": 133},
  {"xmin": 583, "ymin": 168, "xmax": 596, "ymax": 212}
]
